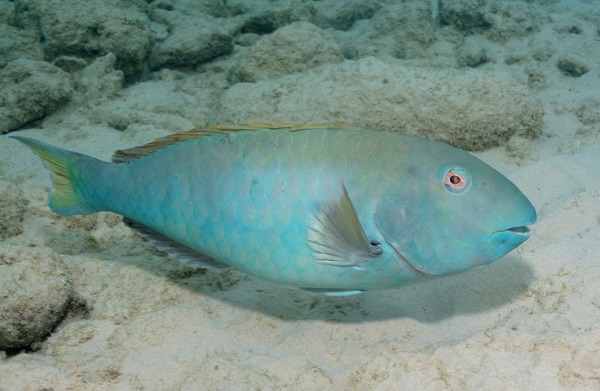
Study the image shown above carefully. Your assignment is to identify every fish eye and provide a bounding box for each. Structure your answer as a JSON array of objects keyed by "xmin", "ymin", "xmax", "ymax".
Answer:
[{"xmin": 443, "ymin": 168, "xmax": 471, "ymax": 193}]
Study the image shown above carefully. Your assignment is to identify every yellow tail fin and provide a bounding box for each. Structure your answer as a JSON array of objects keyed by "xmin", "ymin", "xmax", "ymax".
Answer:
[{"xmin": 11, "ymin": 136, "xmax": 95, "ymax": 215}]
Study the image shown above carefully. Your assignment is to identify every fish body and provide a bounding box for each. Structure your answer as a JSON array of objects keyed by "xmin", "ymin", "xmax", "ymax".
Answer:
[{"xmin": 12, "ymin": 124, "xmax": 536, "ymax": 294}]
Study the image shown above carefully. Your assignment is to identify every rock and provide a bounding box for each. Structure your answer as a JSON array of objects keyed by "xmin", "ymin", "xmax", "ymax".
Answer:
[
  {"xmin": 88, "ymin": 80, "xmax": 214, "ymax": 132},
  {"xmin": 0, "ymin": 25, "xmax": 44, "ymax": 69},
  {"xmin": 41, "ymin": 54, "xmax": 125, "ymax": 131},
  {"xmin": 0, "ymin": 1, "xmax": 13, "ymax": 24},
  {"xmin": 439, "ymin": 0, "xmax": 549, "ymax": 42},
  {"xmin": 553, "ymin": 18, "xmax": 585, "ymax": 35},
  {"xmin": 0, "ymin": 59, "xmax": 73, "ymax": 134},
  {"xmin": 526, "ymin": 67, "xmax": 549, "ymax": 90},
  {"xmin": 310, "ymin": 1, "xmax": 378, "ymax": 31},
  {"xmin": 240, "ymin": 0, "xmax": 376, "ymax": 34},
  {"xmin": 456, "ymin": 36, "xmax": 492, "ymax": 67},
  {"xmin": 219, "ymin": 57, "xmax": 543, "ymax": 151},
  {"xmin": 233, "ymin": 22, "xmax": 344, "ymax": 82},
  {"xmin": 74, "ymin": 54, "xmax": 124, "ymax": 104},
  {"xmin": 0, "ymin": 181, "xmax": 27, "ymax": 240},
  {"xmin": 335, "ymin": 2, "xmax": 436, "ymax": 61},
  {"xmin": 439, "ymin": 0, "xmax": 491, "ymax": 32},
  {"xmin": 0, "ymin": 245, "xmax": 72, "ymax": 350},
  {"xmin": 14, "ymin": 0, "xmax": 153, "ymax": 78},
  {"xmin": 575, "ymin": 98, "xmax": 600, "ymax": 126},
  {"xmin": 52, "ymin": 56, "xmax": 89, "ymax": 73},
  {"xmin": 557, "ymin": 56, "xmax": 589, "ymax": 77},
  {"xmin": 529, "ymin": 38, "xmax": 555, "ymax": 62},
  {"xmin": 242, "ymin": 7, "xmax": 300, "ymax": 34},
  {"xmin": 149, "ymin": 16, "xmax": 234, "ymax": 70}
]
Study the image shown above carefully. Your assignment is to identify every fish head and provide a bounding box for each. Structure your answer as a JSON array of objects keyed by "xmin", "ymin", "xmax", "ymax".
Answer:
[{"xmin": 375, "ymin": 139, "xmax": 537, "ymax": 278}]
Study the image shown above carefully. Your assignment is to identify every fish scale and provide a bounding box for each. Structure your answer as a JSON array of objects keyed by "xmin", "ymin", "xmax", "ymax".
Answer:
[{"xmin": 12, "ymin": 124, "xmax": 536, "ymax": 295}]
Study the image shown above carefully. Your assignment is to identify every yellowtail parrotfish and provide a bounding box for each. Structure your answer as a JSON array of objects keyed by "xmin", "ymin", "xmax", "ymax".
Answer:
[{"xmin": 11, "ymin": 124, "xmax": 536, "ymax": 296}]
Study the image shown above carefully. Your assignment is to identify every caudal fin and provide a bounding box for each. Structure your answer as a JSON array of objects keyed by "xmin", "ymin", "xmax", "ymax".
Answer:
[{"xmin": 11, "ymin": 136, "xmax": 98, "ymax": 215}]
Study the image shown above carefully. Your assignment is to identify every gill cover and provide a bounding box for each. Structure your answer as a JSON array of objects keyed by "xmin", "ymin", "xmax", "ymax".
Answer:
[{"xmin": 374, "ymin": 187, "xmax": 430, "ymax": 277}]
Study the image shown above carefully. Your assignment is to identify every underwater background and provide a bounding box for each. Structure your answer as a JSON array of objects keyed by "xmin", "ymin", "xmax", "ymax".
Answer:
[{"xmin": 1, "ymin": 0, "xmax": 599, "ymax": 389}]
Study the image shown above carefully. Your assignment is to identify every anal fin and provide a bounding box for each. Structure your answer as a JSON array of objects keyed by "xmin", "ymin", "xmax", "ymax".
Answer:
[
  {"xmin": 301, "ymin": 288, "xmax": 365, "ymax": 296},
  {"xmin": 124, "ymin": 218, "xmax": 229, "ymax": 269}
]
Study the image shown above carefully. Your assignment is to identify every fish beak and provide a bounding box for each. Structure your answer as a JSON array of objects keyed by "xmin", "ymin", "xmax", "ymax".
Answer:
[
  {"xmin": 488, "ymin": 223, "xmax": 533, "ymax": 251},
  {"xmin": 494, "ymin": 206, "xmax": 536, "ymax": 239},
  {"xmin": 502, "ymin": 225, "xmax": 531, "ymax": 237}
]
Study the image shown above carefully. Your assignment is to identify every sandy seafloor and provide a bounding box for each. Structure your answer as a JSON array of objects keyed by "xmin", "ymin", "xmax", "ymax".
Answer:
[{"xmin": 1, "ymin": 0, "xmax": 600, "ymax": 390}]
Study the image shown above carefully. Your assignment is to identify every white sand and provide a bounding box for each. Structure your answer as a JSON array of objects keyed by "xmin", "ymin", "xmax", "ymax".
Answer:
[{"xmin": 1, "ymin": 0, "xmax": 600, "ymax": 390}]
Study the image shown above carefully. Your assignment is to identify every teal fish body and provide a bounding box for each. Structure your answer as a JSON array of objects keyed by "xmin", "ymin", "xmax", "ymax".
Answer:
[{"xmin": 12, "ymin": 125, "xmax": 536, "ymax": 294}]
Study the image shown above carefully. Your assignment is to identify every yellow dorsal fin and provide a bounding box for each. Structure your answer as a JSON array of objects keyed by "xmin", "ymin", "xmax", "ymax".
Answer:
[
  {"xmin": 112, "ymin": 128, "xmax": 224, "ymax": 163},
  {"xmin": 111, "ymin": 122, "xmax": 353, "ymax": 163}
]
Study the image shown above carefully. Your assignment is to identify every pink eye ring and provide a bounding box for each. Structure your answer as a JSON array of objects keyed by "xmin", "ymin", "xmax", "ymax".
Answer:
[{"xmin": 443, "ymin": 168, "xmax": 471, "ymax": 193}]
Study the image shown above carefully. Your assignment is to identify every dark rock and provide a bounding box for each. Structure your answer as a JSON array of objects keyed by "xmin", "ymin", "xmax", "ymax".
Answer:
[
  {"xmin": 557, "ymin": 56, "xmax": 589, "ymax": 77},
  {"xmin": 149, "ymin": 17, "xmax": 234, "ymax": 70},
  {"xmin": 0, "ymin": 246, "xmax": 72, "ymax": 350},
  {"xmin": 14, "ymin": 0, "xmax": 153, "ymax": 78},
  {"xmin": 0, "ymin": 59, "xmax": 73, "ymax": 134},
  {"xmin": 219, "ymin": 58, "xmax": 543, "ymax": 151},
  {"xmin": 440, "ymin": 0, "xmax": 549, "ymax": 42},
  {"xmin": 233, "ymin": 22, "xmax": 343, "ymax": 82}
]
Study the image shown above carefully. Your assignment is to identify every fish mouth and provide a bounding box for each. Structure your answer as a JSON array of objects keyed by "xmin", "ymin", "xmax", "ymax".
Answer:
[
  {"xmin": 504, "ymin": 225, "xmax": 531, "ymax": 236},
  {"xmin": 383, "ymin": 225, "xmax": 533, "ymax": 280},
  {"xmin": 494, "ymin": 225, "xmax": 531, "ymax": 237},
  {"xmin": 386, "ymin": 226, "xmax": 533, "ymax": 279}
]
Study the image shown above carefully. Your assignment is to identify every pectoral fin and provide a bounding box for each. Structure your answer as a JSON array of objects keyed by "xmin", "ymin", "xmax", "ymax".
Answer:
[{"xmin": 307, "ymin": 183, "xmax": 382, "ymax": 266}]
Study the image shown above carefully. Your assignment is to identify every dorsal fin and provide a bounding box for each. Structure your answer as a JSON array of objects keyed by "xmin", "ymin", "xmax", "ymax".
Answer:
[
  {"xmin": 112, "ymin": 128, "xmax": 225, "ymax": 163},
  {"xmin": 111, "ymin": 122, "xmax": 353, "ymax": 163}
]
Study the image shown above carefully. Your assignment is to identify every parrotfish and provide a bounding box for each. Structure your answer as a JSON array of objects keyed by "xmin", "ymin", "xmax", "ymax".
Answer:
[{"xmin": 12, "ymin": 124, "xmax": 536, "ymax": 296}]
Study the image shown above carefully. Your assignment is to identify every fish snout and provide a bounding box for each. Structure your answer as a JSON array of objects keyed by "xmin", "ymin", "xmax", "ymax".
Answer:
[
  {"xmin": 496, "ymin": 204, "xmax": 536, "ymax": 238},
  {"xmin": 506, "ymin": 225, "xmax": 531, "ymax": 236}
]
